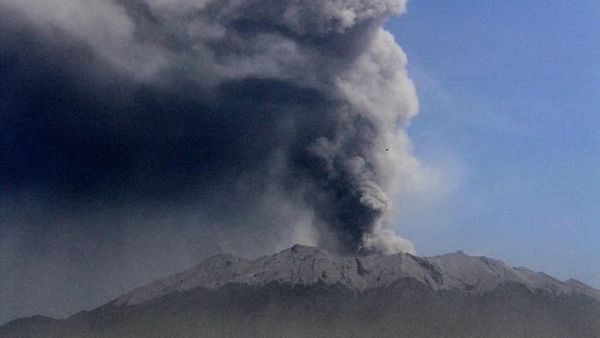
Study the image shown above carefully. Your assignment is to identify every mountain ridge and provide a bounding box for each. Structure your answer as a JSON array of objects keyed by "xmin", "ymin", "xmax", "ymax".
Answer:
[
  {"xmin": 2, "ymin": 245, "xmax": 600, "ymax": 338},
  {"xmin": 115, "ymin": 244, "xmax": 600, "ymax": 306}
]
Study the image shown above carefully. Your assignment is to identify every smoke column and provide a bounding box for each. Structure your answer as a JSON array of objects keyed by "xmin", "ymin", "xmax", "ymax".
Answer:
[{"xmin": 0, "ymin": 0, "xmax": 427, "ymax": 322}]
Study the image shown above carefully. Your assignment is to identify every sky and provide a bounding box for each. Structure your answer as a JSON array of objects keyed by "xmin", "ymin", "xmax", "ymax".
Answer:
[{"xmin": 388, "ymin": 0, "xmax": 600, "ymax": 287}]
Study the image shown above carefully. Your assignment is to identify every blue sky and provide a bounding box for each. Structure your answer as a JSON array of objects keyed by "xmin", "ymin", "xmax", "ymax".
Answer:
[{"xmin": 388, "ymin": 1, "xmax": 600, "ymax": 286}]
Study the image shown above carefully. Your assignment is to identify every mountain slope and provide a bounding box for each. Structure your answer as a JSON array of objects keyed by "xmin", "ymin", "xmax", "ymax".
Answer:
[
  {"xmin": 2, "ymin": 245, "xmax": 600, "ymax": 338},
  {"xmin": 117, "ymin": 245, "xmax": 600, "ymax": 305}
]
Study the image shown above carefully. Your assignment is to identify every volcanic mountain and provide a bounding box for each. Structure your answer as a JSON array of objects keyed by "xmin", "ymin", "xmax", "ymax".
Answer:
[{"xmin": 2, "ymin": 245, "xmax": 599, "ymax": 337}]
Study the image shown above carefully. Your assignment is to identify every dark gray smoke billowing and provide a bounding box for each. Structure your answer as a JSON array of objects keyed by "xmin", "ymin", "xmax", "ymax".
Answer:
[{"xmin": 0, "ymin": 0, "xmax": 425, "ymax": 323}]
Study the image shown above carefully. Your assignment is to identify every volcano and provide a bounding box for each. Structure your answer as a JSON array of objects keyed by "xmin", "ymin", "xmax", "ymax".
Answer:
[{"xmin": 2, "ymin": 245, "xmax": 599, "ymax": 337}]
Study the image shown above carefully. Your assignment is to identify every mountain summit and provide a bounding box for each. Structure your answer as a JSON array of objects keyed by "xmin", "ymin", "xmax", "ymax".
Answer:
[
  {"xmin": 2, "ymin": 245, "xmax": 600, "ymax": 337},
  {"xmin": 117, "ymin": 244, "xmax": 600, "ymax": 306}
]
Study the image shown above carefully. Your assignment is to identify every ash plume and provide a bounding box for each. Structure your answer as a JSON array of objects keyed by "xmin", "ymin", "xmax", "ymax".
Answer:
[{"xmin": 0, "ymin": 0, "xmax": 425, "ymax": 322}]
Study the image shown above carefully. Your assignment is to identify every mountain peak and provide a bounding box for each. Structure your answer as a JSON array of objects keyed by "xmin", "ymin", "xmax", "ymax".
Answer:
[
  {"xmin": 115, "ymin": 245, "xmax": 600, "ymax": 307},
  {"xmin": 4, "ymin": 245, "xmax": 600, "ymax": 338},
  {"xmin": 287, "ymin": 244, "xmax": 329, "ymax": 256}
]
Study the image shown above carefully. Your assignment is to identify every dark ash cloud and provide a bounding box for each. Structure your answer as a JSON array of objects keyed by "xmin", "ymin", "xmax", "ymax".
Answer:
[{"xmin": 0, "ymin": 0, "xmax": 426, "ymax": 323}]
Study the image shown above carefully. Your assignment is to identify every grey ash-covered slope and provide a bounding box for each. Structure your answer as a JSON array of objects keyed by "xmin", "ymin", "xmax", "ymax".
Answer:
[
  {"xmin": 117, "ymin": 245, "xmax": 600, "ymax": 305},
  {"xmin": 2, "ymin": 245, "xmax": 600, "ymax": 338}
]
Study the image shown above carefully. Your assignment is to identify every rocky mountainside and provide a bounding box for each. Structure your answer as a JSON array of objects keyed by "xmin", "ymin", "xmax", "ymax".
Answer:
[
  {"xmin": 2, "ymin": 245, "xmax": 600, "ymax": 337},
  {"xmin": 117, "ymin": 245, "xmax": 600, "ymax": 305}
]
